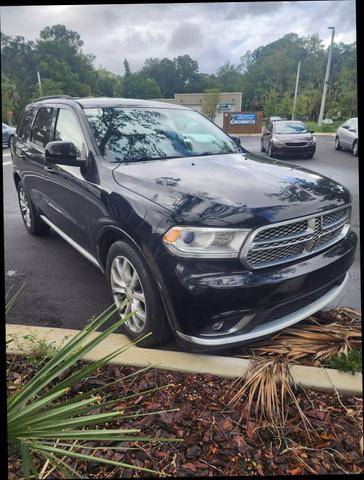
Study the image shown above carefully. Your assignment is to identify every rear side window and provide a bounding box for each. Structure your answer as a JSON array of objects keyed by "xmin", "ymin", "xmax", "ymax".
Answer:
[
  {"xmin": 30, "ymin": 107, "xmax": 54, "ymax": 148},
  {"xmin": 17, "ymin": 108, "xmax": 36, "ymax": 141}
]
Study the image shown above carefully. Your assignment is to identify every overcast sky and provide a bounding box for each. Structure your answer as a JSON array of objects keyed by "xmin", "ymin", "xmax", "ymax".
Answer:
[{"xmin": 0, "ymin": 1, "xmax": 356, "ymax": 75}]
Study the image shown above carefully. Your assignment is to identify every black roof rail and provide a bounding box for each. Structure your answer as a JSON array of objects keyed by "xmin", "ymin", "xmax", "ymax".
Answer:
[{"xmin": 32, "ymin": 95, "xmax": 74, "ymax": 102}]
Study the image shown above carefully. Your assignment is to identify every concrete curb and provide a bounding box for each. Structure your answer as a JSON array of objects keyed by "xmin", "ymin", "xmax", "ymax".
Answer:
[{"xmin": 6, "ymin": 324, "xmax": 362, "ymax": 396}]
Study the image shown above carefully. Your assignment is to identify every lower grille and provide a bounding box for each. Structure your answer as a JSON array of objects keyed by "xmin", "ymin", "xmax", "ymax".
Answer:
[
  {"xmin": 242, "ymin": 205, "xmax": 351, "ymax": 269},
  {"xmin": 285, "ymin": 142, "xmax": 307, "ymax": 146}
]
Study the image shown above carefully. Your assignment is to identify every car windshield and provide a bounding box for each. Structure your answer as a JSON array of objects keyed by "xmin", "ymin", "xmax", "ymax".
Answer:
[
  {"xmin": 274, "ymin": 122, "xmax": 309, "ymax": 134},
  {"xmin": 84, "ymin": 107, "xmax": 241, "ymax": 163}
]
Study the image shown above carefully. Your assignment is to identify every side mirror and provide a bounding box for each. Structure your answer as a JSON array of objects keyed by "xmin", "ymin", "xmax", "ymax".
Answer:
[
  {"xmin": 230, "ymin": 135, "xmax": 241, "ymax": 146},
  {"xmin": 45, "ymin": 141, "xmax": 84, "ymax": 167},
  {"xmin": 309, "ymin": 130, "xmax": 314, "ymax": 134}
]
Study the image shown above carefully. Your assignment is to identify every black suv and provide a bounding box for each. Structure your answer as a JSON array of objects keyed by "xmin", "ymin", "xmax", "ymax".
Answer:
[{"xmin": 11, "ymin": 96, "xmax": 357, "ymax": 351}]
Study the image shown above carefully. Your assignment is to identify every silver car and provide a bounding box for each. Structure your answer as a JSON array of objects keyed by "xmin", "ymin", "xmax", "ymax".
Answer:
[
  {"xmin": 2, "ymin": 122, "xmax": 16, "ymax": 148},
  {"xmin": 335, "ymin": 117, "xmax": 358, "ymax": 156}
]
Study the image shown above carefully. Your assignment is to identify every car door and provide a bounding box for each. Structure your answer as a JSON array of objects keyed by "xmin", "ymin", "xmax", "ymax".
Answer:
[
  {"xmin": 339, "ymin": 119, "xmax": 353, "ymax": 148},
  {"xmin": 19, "ymin": 106, "xmax": 54, "ymax": 213},
  {"xmin": 41, "ymin": 105, "xmax": 90, "ymax": 248}
]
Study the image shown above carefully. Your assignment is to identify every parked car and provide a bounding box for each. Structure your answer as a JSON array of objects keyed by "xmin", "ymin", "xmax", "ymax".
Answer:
[
  {"xmin": 2, "ymin": 122, "xmax": 16, "ymax": 148},
  {"xmin": 335, "ymin": 118, "xmax": 358, "ymax": 156},
  {"xmin": 261, "ymin": 120, "xmax": 316, "ymax": 158},
  {"xmin": 11, "ymin": 96, "xmax": 357, "ymax": 351}
]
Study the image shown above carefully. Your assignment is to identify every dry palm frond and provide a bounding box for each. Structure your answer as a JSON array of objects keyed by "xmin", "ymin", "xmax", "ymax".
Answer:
[
  {"xmin": 224, "ymin": 308, "xmax": 361, "ymax": 437},
  {"xmin": 227, "ymin": 355, "xmax": 313, "ymax": 436},
  {"xmin": 240, "ymin": 307, "xmax": 362, "ymax": 367}
]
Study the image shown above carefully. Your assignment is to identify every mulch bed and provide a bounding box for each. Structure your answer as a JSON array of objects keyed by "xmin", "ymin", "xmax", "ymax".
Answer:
[{"xmin": 7, "ymin": 356, "xmax": 363, "ymax": 477}]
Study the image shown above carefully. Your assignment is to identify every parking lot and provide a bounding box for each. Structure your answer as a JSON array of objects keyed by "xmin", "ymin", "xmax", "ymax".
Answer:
[{"xmin": 3, "ymin": 135, "xmax": 361, "ymax": 339}]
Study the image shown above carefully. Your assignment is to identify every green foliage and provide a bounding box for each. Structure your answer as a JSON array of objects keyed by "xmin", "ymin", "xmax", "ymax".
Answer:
[
  {"xmin": 327, "ymin": 348, "xmax": 362, "ymax": 374},
  {"xmin": 1, "ymin": 25, "xmax": 357, "ymax": 123},
  {"xmin": 201, "ymin": 88, "xmax": 221, "ymax": 120},
  {"xmin": 7, "ymin": 304, "xmax": 180, "ymax": 478}
]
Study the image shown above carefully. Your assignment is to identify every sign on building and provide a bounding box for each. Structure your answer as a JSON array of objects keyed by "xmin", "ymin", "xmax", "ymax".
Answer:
[
  {"xmin": 230, "ymin": 113, "xmax": 256, "ymax": 125},
  {"xmin": 217, "ymin": 101, "xmax": 234, "ymax": 111}
]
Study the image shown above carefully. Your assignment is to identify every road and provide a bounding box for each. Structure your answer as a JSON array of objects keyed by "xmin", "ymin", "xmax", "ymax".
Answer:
[{"xmin": 3, "ymin": 136, "xmax": 361, "ymax": 341}]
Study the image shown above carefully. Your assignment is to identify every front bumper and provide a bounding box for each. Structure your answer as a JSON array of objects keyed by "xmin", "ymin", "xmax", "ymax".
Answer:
[
  {"xmin": 154, "ymin": 231, "xmax": 357, "ymax": 351},
  {"xmin": 272, "ymin": 143, "xmax": 316, "ymax": 156}
]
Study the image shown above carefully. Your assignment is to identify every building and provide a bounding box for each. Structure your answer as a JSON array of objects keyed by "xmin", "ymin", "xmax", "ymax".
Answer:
[{"xmin": 149, "ymin": 92, "xmax": 243, "ymax": 128}]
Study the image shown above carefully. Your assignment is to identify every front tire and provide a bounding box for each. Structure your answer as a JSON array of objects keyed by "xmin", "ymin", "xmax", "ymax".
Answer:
[
  {"xmin": 260, "ymin": 139, "xmax": 265, "ymax": 152},
  {"xmin": 106, "ymin": 240, "xmax": 171, "ymax": 347},
  {"xmin": 352, "ymin": 139, "xmax": 358, "ymax": 157},
  {"xmin": 335, "ymin": 136, "xmax": 342, "ymax": 150},
  {"xmin": 8, "ymin": 135, "xmax": 14, "ymax": 148},
  {"xmin": 17, "ymin": 181, "xmax": 50, "ymax": 236}
]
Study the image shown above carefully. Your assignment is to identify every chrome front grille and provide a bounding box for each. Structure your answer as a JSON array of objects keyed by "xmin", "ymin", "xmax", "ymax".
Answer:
[{"xmin": 242, "ymin": 205, "xmax": 351, "ymax": 269}]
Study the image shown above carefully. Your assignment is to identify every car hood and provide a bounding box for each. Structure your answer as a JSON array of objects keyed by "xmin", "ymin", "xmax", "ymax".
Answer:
[
  {"xmin": 274, "ymin": 132, "xmax": 314, "ymax": 142},
  {"xmin": 112, "ymin": 152, "xmax": 350, "ymax": 228}
]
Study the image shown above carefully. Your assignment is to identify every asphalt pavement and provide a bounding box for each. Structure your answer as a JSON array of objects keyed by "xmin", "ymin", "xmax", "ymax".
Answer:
[{"xmin": 3, "ymin": 136, "xmax": 361, "ymax": 341}]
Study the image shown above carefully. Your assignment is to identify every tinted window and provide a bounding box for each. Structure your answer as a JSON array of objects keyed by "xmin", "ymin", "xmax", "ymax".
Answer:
[
  {"xmin": 54, "ymin": 108, "xmax": 86, "ymax": 158},
  {"xmin": 85, "ymin": 107, "xmax": 241, "ymax": 163},
  {"xmin": 17, "ymin": 108, "xmax": 36, "ymax": 141},
  {"xmin": 274, "ymin": 122, "xmax": 308, "ymax": 134},
  {"xmin": 30, "ymin": 107, "xmax": 54, "ymax": 148}
]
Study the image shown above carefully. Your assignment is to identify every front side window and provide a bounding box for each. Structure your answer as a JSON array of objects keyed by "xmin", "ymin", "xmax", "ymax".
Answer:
[
  {"xmin": 17, "ymin": 108, "xmax": 36, "ymax": 141},
  {"xmin": 54, "ymin": 108, "xmax": 86, "ymax": 158},
  {"xmin": 274, "ymin": 122, "xmax": 308, "ymax": 134},
  {"xmin": 30, "ymin": 107, "xmax": 54, "ymax": 148},
  {"xmin": 85, "ymin": 107, "xmax": 241, "ymax": 163}
]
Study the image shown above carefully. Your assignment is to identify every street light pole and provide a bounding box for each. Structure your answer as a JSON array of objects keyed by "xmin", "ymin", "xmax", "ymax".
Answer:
[
  {"xmin": 37, "ymin": 71, "xmax": 43, "ymax": 97},
  {"xmin": 318, "ymin": 26, "xmax": 335, "ymax": 127},
  {"xmin": 292, "ymin": 60, "xmax": 301, "ymax": 120}
]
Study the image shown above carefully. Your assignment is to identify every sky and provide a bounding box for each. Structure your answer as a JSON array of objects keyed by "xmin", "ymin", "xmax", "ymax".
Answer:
[{"xmin": 0, "ymin": 1, "xmax": 356, "ymax": 75}]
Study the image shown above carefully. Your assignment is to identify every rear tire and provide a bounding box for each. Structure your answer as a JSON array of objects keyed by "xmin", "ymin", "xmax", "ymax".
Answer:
[
  {"xmin": 106, "ymin": 240, "xmax": 171, "ymax": 347},
  {"xmin": 260, "ymin": 139, "xmax": 265, "ymax": 152},
  {"xmin": 352, "ymin": 139, "xmax": 358, "ymax": 157},
  {"xmin": 17, "ymin": 181, "xmax": 50, "ymax": 236},
  {"xmin": 335, "ymin": 136, "xmax": 342, "ymax": 150},
  {"xmin": 8, "ymin": 135, "xmax": 14, "ymax": 148}
]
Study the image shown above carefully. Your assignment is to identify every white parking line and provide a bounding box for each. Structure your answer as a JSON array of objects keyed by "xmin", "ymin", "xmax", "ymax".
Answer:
[{"xmin": 3, "ymin": 161, "xmax": 12, "ymax": 166}]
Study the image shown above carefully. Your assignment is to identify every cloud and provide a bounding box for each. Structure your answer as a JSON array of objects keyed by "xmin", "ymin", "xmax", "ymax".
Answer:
[{"xmin": 0, "ymin": 2, "xmax": 356, "ymax": 75}]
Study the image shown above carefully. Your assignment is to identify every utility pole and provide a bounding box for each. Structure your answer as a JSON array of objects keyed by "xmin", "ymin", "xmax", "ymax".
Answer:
[
  {"xmin": 318, "ymin": 26, "xmax": 335, "ymax": 127},
  {"xmin": 291, "ymin": 60, "xmax": 301, "ymax": 120},
  {"xmin": 37, "ymin": 71, "xmax": 43, "ymax": 97}
]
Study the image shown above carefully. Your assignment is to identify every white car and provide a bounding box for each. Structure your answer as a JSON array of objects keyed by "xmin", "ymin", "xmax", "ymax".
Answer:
[{"xmin": 335, "ymin": 117, "xmax": 358, "ymax": 156}]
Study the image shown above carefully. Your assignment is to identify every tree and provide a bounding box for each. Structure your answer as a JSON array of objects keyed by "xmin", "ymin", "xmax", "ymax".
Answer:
[
  {"xmin": 263, "ymin": 89, "xmax": 280, "ymax": 118},
  {"xmin": 122, "ymin": 60, "xmax": 161, "ymax": 99},
  {"xmin": 201, "ymin": 88, "xmax": 221, "ymax": 121}
]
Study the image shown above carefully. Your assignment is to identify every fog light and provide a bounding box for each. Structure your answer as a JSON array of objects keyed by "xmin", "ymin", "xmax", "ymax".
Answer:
[{"xmin": 212, "ymin": 320, "xmax": 224, "ymax": 331}]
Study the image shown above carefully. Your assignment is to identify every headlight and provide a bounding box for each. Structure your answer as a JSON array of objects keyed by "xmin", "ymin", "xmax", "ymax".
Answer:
[
  {"xmin": 163, "ymin": 226, "xmax": 251, "ymax": 258},
  {"xmin": 272, "ymin": 137, "xmax": 284, "ymax": 145},
  {"xmin": 308, "ymin": 136, "xmax": 316, "ymax": 144}
]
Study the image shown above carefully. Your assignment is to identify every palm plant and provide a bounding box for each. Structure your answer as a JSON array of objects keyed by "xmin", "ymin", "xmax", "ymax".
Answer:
[{"xmin": 7, "ymin": 303, "xmax": 179, "ymax": 478}]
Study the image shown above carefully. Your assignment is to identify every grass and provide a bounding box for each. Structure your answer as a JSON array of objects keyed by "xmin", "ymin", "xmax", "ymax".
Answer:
[{"xmin": 328, "ymin": 348, "xmax": 362, "ymax": 375}]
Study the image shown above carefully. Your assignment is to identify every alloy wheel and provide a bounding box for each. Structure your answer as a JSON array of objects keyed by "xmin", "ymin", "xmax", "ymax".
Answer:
[
  {"xmin": 110, "ymin": 255, "xmax": 147, "ymax": 333},
  {"xmin": 19, "ymin": 187, "xmax": 31, "ymax": 228}
]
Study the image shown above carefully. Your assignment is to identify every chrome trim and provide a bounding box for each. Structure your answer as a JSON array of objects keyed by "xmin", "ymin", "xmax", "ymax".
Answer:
[
  {"xmin": 176, "ymin": 273, "xmax": 348, "ymax": 346},
  {"xmin": 40, "ymin": 215, "xmax": 102, "ymax": 271},
  {"xmin": 240, "ymin": 204, "xmax": 351, "ymax": 269}
]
